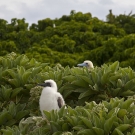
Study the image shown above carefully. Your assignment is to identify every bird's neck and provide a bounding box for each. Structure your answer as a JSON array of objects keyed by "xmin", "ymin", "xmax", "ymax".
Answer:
[{"xmin": 42, "ymin": 87, "xmax": 57, "ymax": 94}]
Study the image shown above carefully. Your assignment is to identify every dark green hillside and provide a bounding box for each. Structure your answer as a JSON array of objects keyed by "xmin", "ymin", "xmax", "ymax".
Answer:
[{"xmin": 1, "ymin": 10, "xmax": 135, "ymax": 67}]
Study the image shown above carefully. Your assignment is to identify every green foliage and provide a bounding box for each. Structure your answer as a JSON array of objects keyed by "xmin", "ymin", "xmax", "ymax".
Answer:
[
  {"xmin": 1, "ymin": 10, "xmax": 135, "ymax": 68},
  {"xmin": 1, "ymin": 53, "xmax": 135, "ymax": 134},
  {"xmin": 0, "ymin": 53, "xmax": 48, "ymax": 130},
  {"xmin": 0, "ymin": 101, "xmax": 29, "ymax": 128},
  {"xmin": 2, "ymin": 98, "xmax": 135, "ymax": 135},
  {"xmin": 59, "ymin": 61, "xmax": 135, "ymax": 106}
]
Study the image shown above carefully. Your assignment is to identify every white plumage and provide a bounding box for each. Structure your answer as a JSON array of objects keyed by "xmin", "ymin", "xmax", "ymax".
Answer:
[
  {"xmin": 77, "ymin": 60, "xmax": 94, "ymax": 70},
  {"xmin": 38, "ymin": 79, "xmax": 65, "ymax": 117}
]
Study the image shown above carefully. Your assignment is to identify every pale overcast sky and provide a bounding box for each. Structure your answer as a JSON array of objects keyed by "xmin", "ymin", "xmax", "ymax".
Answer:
[{"xmin": 0, "ymin": 0, "xmax": 134, "ymax": 25}]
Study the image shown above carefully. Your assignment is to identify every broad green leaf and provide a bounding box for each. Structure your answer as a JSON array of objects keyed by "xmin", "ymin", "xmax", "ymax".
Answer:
[
  {"xmin": 72, "ymin": 79, "xmax": 88, "ymax": 88},
  {"xmin": 67, "ymin": 106, "xmax": 77, "ymax": 115},
  {"xmin": 73, "ymin": 125, "xmax": 86, "ymax": 131},
  {"xmin": 73, "ymin": 88, "xmax": 86, "ymax": 93},
  {"xmin": 7, "ymin": 69, "xmax": 17, "ymax": 78},
  {"xmin": 15, "ymin": 110, "xmax": 29, "ymax": 120},
  {"xmin": 109, "ymin": 61, "xmax": 119, "ymax": 72},
  {"xmin": 101, "ymin": 70, "xmax": 111, "ymax": 85},
  {"xmin": 104, "ymin": 115, "xmax": 117, "ymax": 134},
  {"xmin": 66, "ymin": 116, "xmax": 75, "ymax": 126},
  {"xmin": 8, "ymin": 102, "xmax": 16, "ymax": 117},
  {"xmin": 0, "ymin": 85, "xmax": 12, "ymax": 100},
  {"xmin": 22, "ymin": 71, "xmax": 31, "ymax": 84},
  {"xmin": 52, "ymin": 131, "xmax": 63, "ymax": 135},
  {"xmin": 8, "ymin": 79, "xmax": 20, "ymax": 87},
  {"xmin": 63, "ymin": 75, "xmax": 76, "ymax": 82},
  {"xmin": 120, "ymin": 90, "xmax": 135, "ymax": 96},
  {"xmin": 92, "ymin": 114, "xmax": 103, "ymax": 128},
  {"xmin": 115, "ymin": 128, "xmax": 124, "ymax": 135},
  {"xmin": 78, "ymin": 90, "xmax": 96, "ymax": 99},
  {"xmin": 62, "ymin": 123, "xmax": 69, "ymax": 131},
  {"xmin": 124, "ymin": 79, "xmax": 135, "ymax": 90},
  {"xmin": 0, "ymin": 112, "xmax": 9, "ymax": 125},
  {"xmin": 109, "ymin": 75, "xmax": 121, "ymax": 83},
  {"xmin": 121, "ymin": 99, "xmax": 133, "ymax": 109},
  {"xmin": 117, "ymin": 109, "xmax": 127, "ymax": 118},
  {"xmin": 110, "ymin": 88, "xmax": 121, "ymax": 97},
  {"xmin": 131, "ymin": 128, "xmax": 135, "ymax": 135},
  {"xmin": 5, "ymin": 119, "xmax": 16, "ymax": 126},
  {"xmin": 50, "ymin": 121, "xmax": 62, "ymax": 131},
  {"xmin": 1, "ymin": 129, "xmax": 13, "ymax": 135},
  {"xmin": 117, "ymin": 79, "xmax": 123, "ymax": 88},
  {"xmin": 91, "ymin": 71, "xmax": 99, "ymax": 84},
  {"xmin": 17, "ymin": 66, "xmax": 25, "ymax": 76},
  {"xmin": 63, "ymin": 89, "xmax": 74, "ymax": 99},
  {"xmin": 15, "ymin": 55, "xmax": 25, "ymax": 66},
  {"xmin": 92, "ymin": 127, "xmax": 104, "ymax": 135},
  {"xmin": 11, "ymin": 87, "xmax": 22, "ymax": 98},
  {"xmin": 77, "ymin": 129, "xmax": 95, "ymax": 135},
  {"xmin": 78, "ymin": 75, "xmax": 93, "ymax": 85},
  {"xmin": 58, "ymin": 105, "xmax": 67, "ymax": 118},
  {"xmin": 112, "ymin": 124, "xmax": 131, "ymax": 135},
  {"xmin": 79, "ymin": 116, "xmax": 92, "ymax": 128},
  {"xmin": 20, "ymin": 55, "xmax": 29, "ymax": 66}
]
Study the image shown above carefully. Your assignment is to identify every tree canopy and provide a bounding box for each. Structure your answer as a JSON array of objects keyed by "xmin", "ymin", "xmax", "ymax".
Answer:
[{"xmin": 0, "ymin": 10, "xmax": 135, "ymax": 68}]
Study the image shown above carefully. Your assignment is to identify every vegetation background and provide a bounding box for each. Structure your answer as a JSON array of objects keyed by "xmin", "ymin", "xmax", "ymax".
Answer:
[
  {"xmin": 0, "ymin": 10, "xmax": 135, "ymax": 134},
  {"xmin": 1, "ymin": 10, "xmax": 135, "ymax": 68}
]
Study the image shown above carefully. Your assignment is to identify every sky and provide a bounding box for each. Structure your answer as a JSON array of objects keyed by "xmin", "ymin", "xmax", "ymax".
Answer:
[{"xmin": 0, "ymin": 0, "xmax": 135, "ymax": 25}]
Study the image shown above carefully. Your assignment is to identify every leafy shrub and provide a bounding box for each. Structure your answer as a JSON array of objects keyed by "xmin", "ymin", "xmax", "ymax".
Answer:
[
  {"xmin": 2, "ymin": 98, "xmax": 135, "ymax": 135},
  {"xmin": 0, "ymin": 53, "xmax": 48, "ymax": 129},
  {"xmin": 1, "ymin": 53, "xmax": 135, "ymax": 134},
  {"xmin": 60, "ymin": 61, "xmax": 135, "ymax": 106}
]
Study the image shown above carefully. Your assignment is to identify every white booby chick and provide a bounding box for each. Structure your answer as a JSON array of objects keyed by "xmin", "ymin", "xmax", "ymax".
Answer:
[
  {"xmin": 38, "ymin": 79, "xmax": 65, "ymax": 117},
  {"xmin": 77, "ymin": 60, "xmax": 94, "ymax": 69}
]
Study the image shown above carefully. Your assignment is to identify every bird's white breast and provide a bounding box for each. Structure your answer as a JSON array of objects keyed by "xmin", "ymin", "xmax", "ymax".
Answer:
[{"xmin": 39, "ymin": 87, "xmax": 64, "ymax": 117}]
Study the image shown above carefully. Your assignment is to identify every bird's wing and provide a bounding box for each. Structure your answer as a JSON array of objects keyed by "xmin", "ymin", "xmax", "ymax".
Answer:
[{"xmin": 57, "ymin": 97, "xmax": 64, "ymax": 108}]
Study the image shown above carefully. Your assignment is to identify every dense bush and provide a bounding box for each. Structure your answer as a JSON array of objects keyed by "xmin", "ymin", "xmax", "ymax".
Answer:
[
  {"xmin": 2, "ymin": 98, "xmax": 135, "ymax": 135},
  {"xmin": 1, "ymin": 10, "xmax": 135, "ymax": 67},
  {"xmin": 0, "ymin": 53, "xmax": 135, "ymax": 134}
]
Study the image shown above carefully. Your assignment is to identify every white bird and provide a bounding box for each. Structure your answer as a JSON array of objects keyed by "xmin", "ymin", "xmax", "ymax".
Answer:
[
  {"xmin": 77, "ymin": 60, "xmax": 94, "ymax": 70},
  {"xmin": 38, "ymin": 79, "xmax": 65, "ymax": 117}
]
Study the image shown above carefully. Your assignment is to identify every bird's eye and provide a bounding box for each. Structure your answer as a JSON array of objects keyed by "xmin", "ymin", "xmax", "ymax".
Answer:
[
  {"xmin": 86, "ymin": 63, "xmax": 88, "ymax": 65},
  {"xmin": 45, "ymin": 82, "xmax": 51, "ymax": 87}
]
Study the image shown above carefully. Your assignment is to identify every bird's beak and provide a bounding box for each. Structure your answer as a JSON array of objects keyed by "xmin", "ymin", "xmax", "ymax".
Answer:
[
  {"xmin": 77, "ymin": 63, "xmax": 87, "ymax": 67},
  {"xmin": 37, "ymin": 82, "xmax": 51, "ymax": 87},
  {"xmin": 37, "ymin": 83, "xmax": 46, "ymax": 87}
]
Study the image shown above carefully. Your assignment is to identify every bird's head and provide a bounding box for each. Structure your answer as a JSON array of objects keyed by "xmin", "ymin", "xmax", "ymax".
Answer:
[
  {"xmin": 77, "ymin": 60, "xmax": 94, "ymax": 69},
  {"xmin": 37, "ymin": 79, "xmax": 57, "ymax": 91}
]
